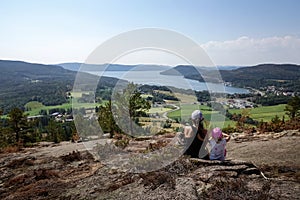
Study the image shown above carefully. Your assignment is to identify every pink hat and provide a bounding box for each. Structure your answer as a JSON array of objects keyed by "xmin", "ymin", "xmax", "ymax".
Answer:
[{"xmin": 212, "ymin": 127, "xmax": 223, "ymax": 139}]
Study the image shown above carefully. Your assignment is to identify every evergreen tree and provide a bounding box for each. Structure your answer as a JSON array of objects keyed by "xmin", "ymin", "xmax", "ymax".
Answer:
[
  {"xmin": 8, "ymin": 108, "xmax": 28, "ymax": 142},
  {"xmin": 98, "ymin": 101, "xmax": 120, "ymax": 138},
  {"xmin": 46, "ymin": 120, "xmax": 62, "ymax": 143},
  {"xmin": 112, "ymin": 83, "xmax": 151, "ymax": 136},
  {"xmin": 285, "ymin": 96, "xmax": 300, "ymax": 119}
]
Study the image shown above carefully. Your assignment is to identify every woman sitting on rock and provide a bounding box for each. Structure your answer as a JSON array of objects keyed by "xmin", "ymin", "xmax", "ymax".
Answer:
[
  {"xmin": 183, "ymin": 110, "xmax": 209, "ymax": 159},
  {"xmin": 209, "ymin": 127, "xmax": 231, "ymax": 161}
]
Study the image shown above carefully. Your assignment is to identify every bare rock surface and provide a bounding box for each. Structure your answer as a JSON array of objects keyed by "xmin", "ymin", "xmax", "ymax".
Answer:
[{"xmin": 0, "ymin": 130, "xmax": 299, "ymax": 199}]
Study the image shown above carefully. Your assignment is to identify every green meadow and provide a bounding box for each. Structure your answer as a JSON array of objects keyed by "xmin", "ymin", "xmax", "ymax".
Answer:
[
  {"xmin": 167, "ymin": 104, "xmax": 235, "ymax": 129},
  {"xmin": 147, "ymin": 107, "xmax": 172, "ymax": 114},
  {"xmin": 25, "ymin": 101, "xmax": 71, "ymax": 116},
  {"xmin": 228, "ymin": 104, "xmax": 288, "ymax": 122},
  {"xmin": 25, "ymin": 100, "xmax": 104, "ymax": 116},
  {"xmin": 24, "ymin": 91, "xmax": 109, "ymax": 116}
]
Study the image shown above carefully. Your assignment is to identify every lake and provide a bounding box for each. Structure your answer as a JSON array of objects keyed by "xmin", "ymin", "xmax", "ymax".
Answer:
[{"xmin": 86, "ymin": 70, "xmax": 249, "ymax": 94}]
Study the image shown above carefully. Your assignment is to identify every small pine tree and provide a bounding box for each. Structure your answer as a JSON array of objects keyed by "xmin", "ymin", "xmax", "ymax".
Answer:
[
  {"xmin": 8, "ymin": 108, "xmax": 28, "ymax": 143},
  {"xmin": 285, "ymin": 96, "xmax": 300, "ymax": 119}
]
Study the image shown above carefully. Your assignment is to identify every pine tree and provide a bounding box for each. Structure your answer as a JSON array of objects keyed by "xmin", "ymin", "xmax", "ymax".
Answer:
[
  {"xmin": 111, "ymin": 83, "xmax": 150, "ymax": 136},
  {"xmin": 285, "ymin": 96, "xmax": 300, "ymax": 119},
  {"xmin": 8, "ymin": 108, "xmax": 28, "ymax": 142}
]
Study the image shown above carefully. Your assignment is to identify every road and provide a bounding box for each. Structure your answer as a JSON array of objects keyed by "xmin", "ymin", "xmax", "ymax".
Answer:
[{"xmin": 162, "ymin": 104, "xmax": 180, "ymax": 119}]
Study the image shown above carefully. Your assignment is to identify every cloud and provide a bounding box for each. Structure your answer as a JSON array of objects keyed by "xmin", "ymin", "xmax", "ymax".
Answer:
[{"xmin": 201, "ymin": 35, "xmax": 300, "ymax": 66}]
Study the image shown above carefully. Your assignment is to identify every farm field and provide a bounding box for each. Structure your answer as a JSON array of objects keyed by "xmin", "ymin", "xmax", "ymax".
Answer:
[
  {"xmin": 25, "ymin": 100, "xmax": 104, "ymax": 116},
  {"xmin": 147, "ymin": 107, "xmax": 173, "ymax": 114},
  {"xmin": 25, "ymin": 101, "xmax": 71, "ymax": 116},
  {"xmin": 173, "ymin": 92, "xmax": 198, "ymax": 104},
  {"xmin": 24, "ymin": 92, "xmax": 111, "ymax": 116},
  {"xmin": 167, "ymin": 104, "xmax": 235, "ymax": 128},
  {"xmin": 229, "ymin": 104, "xmax": 288, "ymax": 122}
]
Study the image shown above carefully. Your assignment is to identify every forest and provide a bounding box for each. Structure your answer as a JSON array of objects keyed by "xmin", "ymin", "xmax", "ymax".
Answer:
[{"xmin": 0, "ymin": 60, "xmax": 124, "ymax": 114}]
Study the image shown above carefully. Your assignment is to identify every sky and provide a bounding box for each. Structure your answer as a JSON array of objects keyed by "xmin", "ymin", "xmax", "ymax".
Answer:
[{"xmin": 1, "ymin": 0, "xmax": 300, "ymax": 66}]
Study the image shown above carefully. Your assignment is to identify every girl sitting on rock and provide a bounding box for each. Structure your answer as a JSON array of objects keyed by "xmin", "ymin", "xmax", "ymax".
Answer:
[{"xmin": 209, "ymin": 127, "xmax": 231, "ymax": 161}]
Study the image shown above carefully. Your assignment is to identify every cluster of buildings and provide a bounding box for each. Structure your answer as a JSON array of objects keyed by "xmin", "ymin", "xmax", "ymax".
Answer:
[
  {"xmin": 263, "ymin": 86, "xmax": 295, "ymax": 96},
  {"xmin": 221, "ymin": 99, "xmax": 254, "ymax": 109},
  {"xmin": 50, "ymin": 112, "xmax": 74, "ymax": 122},
  {"xmin": 27, "ymin": 112, "xmax": 74, "ymax": 122}
]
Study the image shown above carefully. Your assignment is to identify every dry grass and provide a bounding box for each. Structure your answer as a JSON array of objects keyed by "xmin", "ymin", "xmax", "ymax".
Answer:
[
  {"xmin": 1, "ymin": 145, "xmax": 21, "ymax": 153},
  {"xmin": 174, "ymin": 92, "xmax": 198, "ymax": 104}
]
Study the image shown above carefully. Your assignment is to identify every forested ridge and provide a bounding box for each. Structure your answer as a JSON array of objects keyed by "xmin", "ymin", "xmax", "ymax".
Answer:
[
  {"xmin": 0, "ymin": 60, "xmax": 123, "ymax": 114},
  {"xmin": 162, "ymin": 64, "xmax": 300, "ymax": 91}
]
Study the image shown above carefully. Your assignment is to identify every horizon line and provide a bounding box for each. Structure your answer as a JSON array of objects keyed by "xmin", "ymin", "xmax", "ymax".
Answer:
[{"xmin": 1, "ymin": 59, "xmax": 300, "ymax": 68}]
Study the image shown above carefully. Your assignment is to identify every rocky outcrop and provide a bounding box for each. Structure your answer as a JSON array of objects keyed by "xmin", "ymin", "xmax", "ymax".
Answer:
[
  {"xmin": 231, "ymin": 129, "xmax": 300, "ymax": 142},
  {"xmin": 0, "ymin": 131, "xmax": 299, "ymax": 199},
  {"xmin": 1, "ymin": 149, "xmax": 298, "ymax": 200}
]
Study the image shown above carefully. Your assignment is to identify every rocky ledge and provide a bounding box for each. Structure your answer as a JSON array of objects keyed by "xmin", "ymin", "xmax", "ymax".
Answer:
[{"xmin": 0, "ymin": 131, "xmax": 299, "ymax": 199}]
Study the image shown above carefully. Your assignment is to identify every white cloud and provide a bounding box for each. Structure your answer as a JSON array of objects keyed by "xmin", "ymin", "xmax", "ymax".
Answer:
[{"xmin": 201, "ymin": 35, "xmax": 300, "ymax": 66}]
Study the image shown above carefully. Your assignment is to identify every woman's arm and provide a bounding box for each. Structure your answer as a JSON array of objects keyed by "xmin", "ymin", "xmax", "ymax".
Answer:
[
  {"xmin": 197, "ymin": 133, "xmax": 204, "ymax": 141},
  {"xmin": 197, "ymin": 129, "xmax": 207, "ymax": 141},
  {"xmin": 184, "ymin": 126, "xmax": 193, "ymax": 138}
]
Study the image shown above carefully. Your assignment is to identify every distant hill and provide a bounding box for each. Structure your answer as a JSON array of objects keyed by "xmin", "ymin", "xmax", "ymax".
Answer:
[
  {"xmin": 160, "ymin": 65, "xmax": 220, "ymax": 82},
  {"xmin": 59, "ymin": 63, "xmax": 239, "ymax": 72},
  {"xmin": 58, "ymin": 63, "xmax": 171, "ymax": 72},
  {"xmin": 56, "ymin": 62, "xmax": 82, "ymax": 71},
  {"xmin": 216, "ymin": 66, "xmax": 242, "ymax": 70},
  {"xmin": 1, "ymin": 60, "xmax": 76, "ymax": 81},
  {"xmin": 0, "ymin": 60, "xmax": 124, "ymax": 114},
  {"xmin": 58, "ymin": 63, "xmax": 135, "ymax": 72},
  {"xmin": 221, "ymin": 64, "xmax": 300, "ymax": 81},
  {"xmin": 221, "ymin": 64, "xmax": 300, "ymax": 91},
  {"xmin": 161, "ymin": 63, "xmax": 300, "ymax": 87}
]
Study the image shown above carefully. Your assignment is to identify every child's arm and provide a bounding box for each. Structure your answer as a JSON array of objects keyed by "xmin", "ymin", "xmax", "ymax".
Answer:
[{"xmin": 223, "ymin": 133, "xmax": 231, "ymax": 142}]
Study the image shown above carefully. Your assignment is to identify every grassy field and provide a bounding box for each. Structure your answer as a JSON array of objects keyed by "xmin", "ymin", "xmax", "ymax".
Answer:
[
  {"xmin": 24, "ymin": 91, "xmax": 110, "ymax": 116},
  {"xmin": 25, "ymin": 101, "xmax": 71, "ymax": 116},
  {"xmin": 147, "ymin": 107, "xmax": 172, "ymax": 114},
  {"xmin": 228, "ymin": 104, "xmax": 288, "ymax": 122},
  {"xmin": 167, "ymin": 104, "xmax": 235, "ymax": 128},
  {"xmin": 174, "ymin": 92, "xmax": 198, "ymax": 104},
  {"xmin": 25, "ymin": 100, "xmax": 104, "ymax": 116}
]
